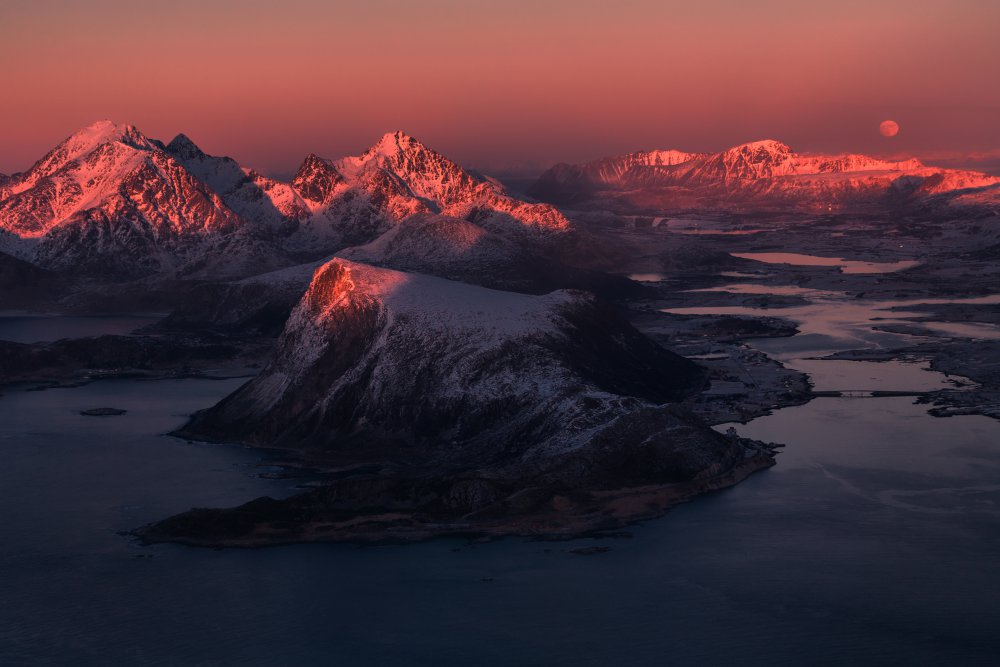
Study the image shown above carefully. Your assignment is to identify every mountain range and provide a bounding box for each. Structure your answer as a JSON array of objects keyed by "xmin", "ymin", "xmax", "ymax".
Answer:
[
  {"xmin": 0, "ymin": 121, "xmax": 570, "ymax": 281},
  {"xmin": 530, "ymin": 139, "xmax": 1000, "ymax": 211},
  {"xmin": 3, "ymin": 122, "xmax": 1000, "ymax": 284}
]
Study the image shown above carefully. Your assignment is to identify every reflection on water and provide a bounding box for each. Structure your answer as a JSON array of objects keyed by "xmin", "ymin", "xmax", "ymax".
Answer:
[
  {"xmin": 664, "ymin": 292, "xmax": 1000, "ymax": 359},
  {"xmin": 687, "ymin": 283, "xmax": 846, "ymax": 298},
  {"xmin": 628, "ymin": 273, "xmax": 669, "ymax": 283},
  {"xmin": 718, "ymin": 271, "xmax": 762, "ymax": 278},
  {"xmin": 659, "ymin": 218, "xmax": 766, "ymax": 235},
  {"xmin": 0, "ymin": 312, "xmax": 162, "ymax": 343},
  {"xmin": 673, "ymin": 229, "xmax": 765, "ymax": 236},
  {"xmin": 732, "ymin": 252, "xmax": 920, "ymax": 274},
  {"xmin": 785, "ymin": 358, "xmax": 970, "ymax": 392}
]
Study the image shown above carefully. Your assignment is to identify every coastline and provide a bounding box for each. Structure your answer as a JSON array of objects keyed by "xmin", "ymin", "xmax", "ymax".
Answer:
[{"xmin": 135, "ymin": 442, "xmax": 778, "ymax": 548}]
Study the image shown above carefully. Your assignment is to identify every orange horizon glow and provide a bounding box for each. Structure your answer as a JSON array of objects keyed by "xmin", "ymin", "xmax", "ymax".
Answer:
[{"xmin": 2, "ymin": 0, "xmax": 999, "ymax": 177}]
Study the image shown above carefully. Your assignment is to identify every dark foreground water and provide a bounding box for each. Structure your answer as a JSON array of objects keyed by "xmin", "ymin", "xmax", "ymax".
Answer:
[{"xmin": 1, "ymin": 331, "xmax": 999, "ymax": 664}]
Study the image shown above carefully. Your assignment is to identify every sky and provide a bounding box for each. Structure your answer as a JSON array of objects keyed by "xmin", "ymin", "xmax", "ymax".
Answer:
[{"xmin": 1, "ymin": 0, "xmax": 999, "ymax": 177}]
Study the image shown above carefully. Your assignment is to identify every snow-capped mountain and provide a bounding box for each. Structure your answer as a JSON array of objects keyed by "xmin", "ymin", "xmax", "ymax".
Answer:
[
  {"xmin": 0, "ymin": 122, "xmax": 577, "ymax": 281},
  {"xmin": 164, "ymin": 133, "xmax": 307, "ymax": 227},
  {"xmin": 158, "ymin": 214, "xmax": 632, "ymax": 335},
  {"xmin": 182, "ymin": 257, "xmax": 707, "ymax": 454},
  {"xmin": 534, "ymin": 149, "xmax": 705, "ymax": 198},
  {"xmin": 531, "ymin": 139, "xmax": 1000, "ymax": 211},
  {"xmin": 150, "ymin": 257, "xmax": 774, "ymax": 542},
  {"xmin": 288, "ymin": 149, "xmax": 430, "ymax": 248},
  {"xmin": 0, "ymin": 121, "xmax": 242, "ymax": 277},
  {"xmin": 0, "ymin": 121, "xmax": 239, "ymax": 237},
  {"xmin": 339, "ymin": 213, "xmax": 633, "ymax": 295},
  {"xmin": 688, "ymin": 140, "xmax": 923, "ymax": 181},
  {"xmin": 288, "ymin": 131, "xmax": 571, "ymax": 245}
]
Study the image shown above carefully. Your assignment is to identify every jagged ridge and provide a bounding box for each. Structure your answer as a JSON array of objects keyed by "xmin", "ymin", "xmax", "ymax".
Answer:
[
  {"xmin": 0, "ymin": 122, "xmax": 576, "ymax": 280},
  {"xmin": 531, "ymin": 139, "xmax": 999, "ymax": 210}
]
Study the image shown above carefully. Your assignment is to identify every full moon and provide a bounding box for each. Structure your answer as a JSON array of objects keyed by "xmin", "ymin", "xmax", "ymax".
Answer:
[{"xmin": 880, "ymin": 120, "xmax": 900, "ymax": 137}]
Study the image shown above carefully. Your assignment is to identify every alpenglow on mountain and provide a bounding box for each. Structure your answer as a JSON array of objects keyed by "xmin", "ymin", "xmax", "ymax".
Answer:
[
  {"xmin": 530, "ymin": 139, "xmax": 1000, "ymax": 210},
  {"xmin": 0, "ymin": 121, "xmax": 572, "ymax": 280},
  {"xmin": 3, "ymin": 121, "xmax": 1000, "ymax": 281}
]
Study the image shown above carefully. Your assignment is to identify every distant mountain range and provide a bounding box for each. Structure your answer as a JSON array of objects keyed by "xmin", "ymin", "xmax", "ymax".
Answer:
[{"xmin": 530, "ymin": 139, "xmax": 1000, "ymax": 211}]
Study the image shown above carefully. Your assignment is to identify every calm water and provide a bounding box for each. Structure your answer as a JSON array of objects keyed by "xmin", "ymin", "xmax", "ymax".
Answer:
[
  {"xmin": 665, "ymin": 292, "xmax": 1000, "ymax": 359},
  {"xmin": 730, "ymin": 252, "xmax": 921, "ymax": 274},
  {"xmin": 2, "ymin": 313, "xmax": 999, "ymax": 665}
]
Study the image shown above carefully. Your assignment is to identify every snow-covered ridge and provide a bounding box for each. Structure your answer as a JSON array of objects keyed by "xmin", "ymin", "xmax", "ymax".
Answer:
[
  {"xmin": 0, "ymin": 121, "xmax": 240, "ymax": 253},
  {"xmin": 531, "ymin": 138, "xmax": 1000, "ymax": 208},
  {"xmin": 181, "ymin": 255, "xmax": 711, "ymax": 471},
  {"xmin": 643, "ymin": 149, "xmax": 700, "ymax": 167},
  {"xmin": 5, "ymin": 121, "xmax": 154, "ymax": 196},
  {"xmin": 325, "ymin": 130, "xmax": 572, "ymax": 234},
  {"xmin": 0, "ymin": 121, "xmax": 575, "ymax": 279},
  {"xmin": 553, "ymin": 139, "xmax": 932, "ymax": 185},
  {"xmin": 301, "ymin": 258, "xmax": 571, "ymax": 336},
  {"xmin": 700, "ymin": 140, "xmax": 927, "ymax": 180},
  {"xmin": 165, "ymin": 132, "xmax": 308, "ymax": 225}
]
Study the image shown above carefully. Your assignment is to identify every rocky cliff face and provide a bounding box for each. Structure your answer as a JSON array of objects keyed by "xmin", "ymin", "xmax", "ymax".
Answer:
[{"xmin": 146, "ymin": 259, "xmax": 775, "ymax": 544}]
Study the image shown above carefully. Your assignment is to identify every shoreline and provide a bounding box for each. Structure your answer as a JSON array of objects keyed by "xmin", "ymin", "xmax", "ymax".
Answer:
[
  {"xmin": 135, "ymin": 444, "xmax": 778, "ymax": 548},
  {"xmin": 822, "ymin": 340, "xmax": 1000, "ymax": 422}
]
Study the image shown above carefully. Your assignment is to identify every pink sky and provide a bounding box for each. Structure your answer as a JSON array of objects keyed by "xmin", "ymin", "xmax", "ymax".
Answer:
[{"xmin": 2, "ymin": 0, "xmax": 999, "ymax": 176}]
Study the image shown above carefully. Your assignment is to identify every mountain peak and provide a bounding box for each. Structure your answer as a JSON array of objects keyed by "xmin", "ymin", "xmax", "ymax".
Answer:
[
  {"xmin": 79, "ymin": 118, "xmax": 127, "ymax": 134},
  {"xmin": 12, "ymin": 120, "xmax": 156, "ymax": 187},
  {"xmin": 387, "ymin": 129, "xmax": 418, "ymax": 143},
  {"xmin": 291, "ymin": 153, "xmax": 344, "ymax": 204},
  {"xmin": 57, "ymin": 120, "xmax": 153, "ymax": 158},
  {"xmin": 366, "ymin": 130, "xmax": 427, "ymax": 158},
  {"xmin": 293, "ymin": 153, "xmax": 341, "ymax": 180},
  {"xmin": 299, "ymin": 152, "xmax": 331, "ymax": 167},
  {"xmin": 701, "ymin": 139, "xmax": 796, "ymax": 180},
  {"xmin": 69, "ymin": 120, "xmax": 148, "ymax": 149},
  {"xmin": 165, "ymin": 133, "xmax": 204, "ymax": 158},
  {"xmin": 726, "ymin": 139, "xmax": 793, "ymax": 157},
  {"xmin": 642, "ymin": 149, "xmax": 700, "ymax": 166}
]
